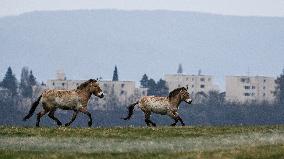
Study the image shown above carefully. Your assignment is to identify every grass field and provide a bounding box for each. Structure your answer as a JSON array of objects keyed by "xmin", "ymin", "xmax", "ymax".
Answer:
[{"xmin": 0, "ymin": 125, "xmax": 284, "ymax": 159}]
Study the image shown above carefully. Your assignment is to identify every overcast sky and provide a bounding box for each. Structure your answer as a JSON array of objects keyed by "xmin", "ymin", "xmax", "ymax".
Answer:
[{"xmin": 1, "ymin": 0, "xmax": 284, "ymax": 17}]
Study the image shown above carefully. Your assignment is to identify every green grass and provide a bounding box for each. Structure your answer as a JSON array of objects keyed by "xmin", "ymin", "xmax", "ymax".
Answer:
[
  {"xmin": 1, "ymin": 125, "xmax": 283, "ymax": 138},
  {"xmin": 1, "ymin": 125, "xmax": 284, "ymax": 159},
  {"xmin": 1, "ymin": 145, "xmax": 284, "ymax": 159}
]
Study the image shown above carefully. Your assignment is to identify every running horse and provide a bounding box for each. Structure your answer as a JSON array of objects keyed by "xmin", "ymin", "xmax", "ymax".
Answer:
[
  {"xmin": 23, "ymin": 79, "xmax": 104, "ymax": 127},
  {"xmin": 122, "ymin": 86, "xmax": 192, "ymax": 126}
]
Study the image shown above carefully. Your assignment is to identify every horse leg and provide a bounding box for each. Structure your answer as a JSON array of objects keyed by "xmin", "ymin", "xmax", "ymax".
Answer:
[
  {"xmin": 169, "ymin": 112, "xmax": 185, "ymax": 126},
  {"xmin": 48, "ymin": 109, "xmax": 62, "ymax": 126},
  {"xmin": 65, "ymin": 110, "xmax": 79, "ymax": 126},
  {"xmin": 79, "ymin": 107, "xmax": 92, "ymax": 127},
  {"xmin": 144, "ymin": 112, "xmax": 156, "ymax": 127},
  {"xmin": 36, "ymin": 109, "xmax": 49, "ymax": 127},
  {"xmin": 170, "ymin": 117, "xmax": 178, "ymax": 127},
  {"xmin": 178, "ymin": 116, "xmax": 185, "ymax": 126}
]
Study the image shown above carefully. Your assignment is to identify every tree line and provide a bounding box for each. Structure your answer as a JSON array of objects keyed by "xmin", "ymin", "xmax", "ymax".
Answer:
[
  {"xmin": 0, "ymin": 66, "xmax": 38, "ymax": 98},
  {"xmin": 0, "ymin": 65, "xmax": 284, "ymax": 126}
]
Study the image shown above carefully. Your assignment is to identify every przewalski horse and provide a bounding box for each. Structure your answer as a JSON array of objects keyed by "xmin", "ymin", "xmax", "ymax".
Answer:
[
  {"xmin": 23, "ymin": 79, "xmax": 104, "ymax": 127},
  {"xmin": 122, "ymin": 86, "xmax": 192, "ymax": 126}
]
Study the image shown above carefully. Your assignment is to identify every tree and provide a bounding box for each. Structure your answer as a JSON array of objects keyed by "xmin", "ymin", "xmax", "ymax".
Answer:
[
  {"xmin": 140, "ymin": 74, "xmax": 169, "ymax": 96},
  {"xmin": 1, "ymin": 67, "xmax": 18, "ymax": 96},
  {"xmin": 155, "ymin": 79, "xmax": 169, "ymax": 96},
  {"xmin": 29, "ymin": 70, "xmax": 37, "ymax": 86},
  {"xmin": 203, "ymin": 90, "xmax": 225, "ymax": 106},
  {"xmin": 275, "ymin": 69, "xmax": 284, "ymax": 105},
  {"xmin": 20, "ymin": 67, "xmax": 32, "ymax": 98},
  {"xmin": 19, "ymin": 68, "xmax": 37, "ymax": 98},
  {"xmin": 140, "ymin": 74, "xmax": 149, "ymax": 88},
  {"xmin": 177, "ymin": 63, "xmax": 183, "ymax": 74},
  {"xmin": 147, "ymin": 78, "xmax": 156, "ymax": 96},
  {"xmin": 112, "ymin": 65, "xmax": 119, "ymax": 81}
]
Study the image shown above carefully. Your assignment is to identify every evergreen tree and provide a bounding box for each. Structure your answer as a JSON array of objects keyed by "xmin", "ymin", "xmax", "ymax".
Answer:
[
  {"xmin": 112, "ymin": 65, "xmax": 119, "ymax": 81},
  {"xmin": 177, "ymin": 63, "xmax": 183, "ymax": 74},
  {"xmin": 1, "ymin": 67, "xmax": 18, "ymax": 96},
  {"xmin": 147, "ymin": 78, "xmax": 156, "ymax": 96},
  {"xmin": 275, "ymin": 69, "xmax": 284, "ymax": 105},
  {"xmin": 140, "ymin": 74, "xmax": 149, "ymax": 88},
  {"xmin": 29, "ymin": 70, "xmax": 37, "ymax": 86},
  {"xmin": 155, "ymin": 79, "xmax": 169, "ymax": 96}
]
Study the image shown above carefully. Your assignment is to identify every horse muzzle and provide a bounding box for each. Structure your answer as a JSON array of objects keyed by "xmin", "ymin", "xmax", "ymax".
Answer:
[
  {"xmin": 97, "ymin": 92, "xmax": 104, "ymax": 98},
  {"xmin": 185, "ymin": 99, "xmax": 192, "ymax": 104}
]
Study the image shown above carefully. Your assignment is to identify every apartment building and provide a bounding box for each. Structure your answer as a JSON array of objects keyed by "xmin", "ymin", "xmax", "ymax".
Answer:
[{"xmin": 225, "ymin": 76, "xmax": 276, "ymax": 103}]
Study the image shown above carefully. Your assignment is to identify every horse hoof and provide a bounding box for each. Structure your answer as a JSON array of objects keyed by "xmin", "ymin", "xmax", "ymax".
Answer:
[
  {"xmin": 170, "ymin": 124, "xmax": 176, "ymax": 126},
  {"xmin": 88, "ymin": 122, "xmax": 92, "ymax": 127},
  {"xmin": 64, "ymin": 123, "xmax": 70, "ymax": 127},
  {"xmin": 152, "ymin": 123, "xmax": 157, "ymax": 127}
]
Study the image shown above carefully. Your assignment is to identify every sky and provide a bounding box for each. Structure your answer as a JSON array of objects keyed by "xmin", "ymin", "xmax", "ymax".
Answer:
[{"xmin": 1, "ymin": 0, "xmax": 284, "ymax": 17}]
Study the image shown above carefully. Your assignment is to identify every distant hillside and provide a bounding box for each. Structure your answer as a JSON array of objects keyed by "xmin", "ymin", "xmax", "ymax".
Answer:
[{"xmin": 0, "ymin": 10, "xmax": 283, "ymax": 87}]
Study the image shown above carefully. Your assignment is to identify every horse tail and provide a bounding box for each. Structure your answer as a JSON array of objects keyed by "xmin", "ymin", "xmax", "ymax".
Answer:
[
  {"xmin": 23, "ymin": 95, "xmax": 42, "ymax": 121},
  {"xmin": 122, "ymin": 101, "xmax": 139, "ymax": 120}
]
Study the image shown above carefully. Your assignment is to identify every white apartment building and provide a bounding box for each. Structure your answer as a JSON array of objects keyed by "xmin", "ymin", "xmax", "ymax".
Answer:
[
  {"xmin": 225, "ymin": 76, "xmax": 276, "ymax": 103},
  {"xmin": 164, "ymin": 74, "xmax": 219, "ymax": 95}
]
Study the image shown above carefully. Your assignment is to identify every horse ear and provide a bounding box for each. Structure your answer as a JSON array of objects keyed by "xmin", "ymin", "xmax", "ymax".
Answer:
[
  {"xmin": 90, "ymin": 79, "xmax": 97, "ymax": 82},
  {"xmin": 186, "ymin": 85, "xmax": 189, "ymax": 90}
]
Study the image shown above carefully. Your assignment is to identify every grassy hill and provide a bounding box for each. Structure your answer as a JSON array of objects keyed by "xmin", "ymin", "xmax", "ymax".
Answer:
[{"xmin": 0, "ymin": 125, "xmax": 284, "ymax": 158}]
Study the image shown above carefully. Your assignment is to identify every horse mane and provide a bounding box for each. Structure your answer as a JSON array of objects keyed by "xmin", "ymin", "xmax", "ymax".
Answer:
[
  {"xmin": 168, "ymin": 87, "xmax": 187, "ymax": 99},
  {"xmin": 77, "ymin": 79, "xmax": 97, "ymax": 90}
]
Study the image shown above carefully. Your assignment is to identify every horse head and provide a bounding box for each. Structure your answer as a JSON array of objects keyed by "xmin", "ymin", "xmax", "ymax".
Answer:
[
  {"xmin": 77, "ymin": 79, "xmax": 104, "ymax": 98},
  {"xmin": 169, "ymin": 86, "xmax": 192, "ymax": 104}
]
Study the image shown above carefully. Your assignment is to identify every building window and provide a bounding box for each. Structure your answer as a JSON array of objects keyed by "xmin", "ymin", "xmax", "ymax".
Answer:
[
  {"xmin": 52, "ymin": 82, "xmax": 55, "ymax": 86},
  {"xmin": 244, "ymin": 86, "xmax": 250, "ymax": 89},
  {"xmin": 62, "ymin": 83, "xmax": 65, "ymax": 86},
  {"xmin": 252, "ymin": 86, "xmax": 255, "ymax": 89},
  {"xmin": 76, "ymin": 83, "xmax": 79, "ymax": 86},
  {"xmin": 191, "ymin": 78, "xmax": 194, "ymax": 81},
  {"xmin": 244, "ymin": 93, "xmax": 250, "ymax": 96},
  {"xmin": 264, "ymin": 79, "xmax": 266, "ymax": 82},
  {"xmin": 263, "ymin": 93, "xmax": 266, "ymax": 96},
  {"xmin": 178, "ymin": 84, "xmax": 181, "ymax": 87},
  {"xmin": 200, "ymin": 78, "xmax": 205, "ymax": 82},
  {"xmin": 192, "ymin": 85, "xmax": 194, "ymax": 88},
  {"xmin": 251, "ymin": 93, "xmax": 255, "ymax": 96},
  {"xmin": 121, "ymin": 84, "xmax": 125, "ymax": 88},
  {"xmin": 241, "ymin": 78, "xmax": 250, "ymax": 83},
  {"xmin": 120, "ymin": 91, "xmax": 125, "ymax": 95},
  {"xmin": 200, "ymin": 85, "xmax": 205, "ymax": 88},
  {"xmin": 263, "ymin": 86, "xmax": 266, "ymax": 90}
]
